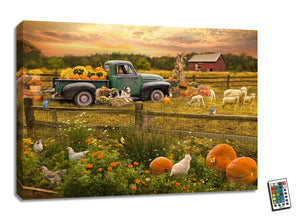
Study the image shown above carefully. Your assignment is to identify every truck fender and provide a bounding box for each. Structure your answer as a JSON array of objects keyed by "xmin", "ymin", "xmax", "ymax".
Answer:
[
  {"xmin": 62, "ymin": 82, "xmax": 97, "ymax": 100},
  {"xmin": 140, "ymin": 81, "xmax": 170, "ymax": 100}
]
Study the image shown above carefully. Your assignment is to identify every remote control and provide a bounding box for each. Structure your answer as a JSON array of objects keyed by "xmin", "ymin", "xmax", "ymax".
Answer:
[{"xmin": 267, "ymin": 178, "xmax": 291, "ymax": 211}]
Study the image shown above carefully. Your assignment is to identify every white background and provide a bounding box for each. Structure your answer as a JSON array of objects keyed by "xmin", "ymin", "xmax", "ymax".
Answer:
[{"xmin": 1, "ymin": 0, "xmax": 300, "ymax": 219}]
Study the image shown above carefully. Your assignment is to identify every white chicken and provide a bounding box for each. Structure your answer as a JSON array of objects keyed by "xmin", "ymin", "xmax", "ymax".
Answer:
[
  {"xmin": 41, "ymin": 166, "xmax": 66, "ymax": 184},
  {"xmin": 33, "ymin": 139, "xmax": 43, "ymax": 153},
  {"xmin": 66, "ymin": 147, "xmax": 89, "ymax": 161},
  {"xmin": 170, "ymin": 154, "xmax": 191, "ymax": 177}
]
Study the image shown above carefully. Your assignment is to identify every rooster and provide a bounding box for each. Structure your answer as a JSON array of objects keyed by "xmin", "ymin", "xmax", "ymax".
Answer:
[
  {"xmin": 33, "ymin": 139, "xmax": 43, "ymax": 153},
  {"xmin": 41, "ymin": 166, "xmax": 66, "ymax": 184},
  {"xmin": 66, "ymin": 147, "xmax": 89, "ymax": 160},
  {"xmin": 170, "ymin": 154, "xmax": 191, "ymax": 177}
]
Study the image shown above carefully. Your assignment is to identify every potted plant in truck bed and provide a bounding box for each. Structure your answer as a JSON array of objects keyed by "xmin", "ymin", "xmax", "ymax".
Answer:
[{"xmin": 28, "ymin": 79, "xmax": 42, "ymax": 93}]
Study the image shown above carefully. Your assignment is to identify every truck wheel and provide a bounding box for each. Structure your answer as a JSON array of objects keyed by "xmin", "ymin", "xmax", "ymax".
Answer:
[
  {"xmin": 74, "ymin": 90, "xmax": 94, "ymax": 106},
  {"xmin": 150, "ymin": 89, "xmax": 164, "ymax": 102}
]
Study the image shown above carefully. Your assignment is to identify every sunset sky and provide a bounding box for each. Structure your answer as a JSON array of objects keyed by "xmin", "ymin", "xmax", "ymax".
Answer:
[{"xmin": 18, "ymin": 21, "xmax": 257, "ymax": 58}]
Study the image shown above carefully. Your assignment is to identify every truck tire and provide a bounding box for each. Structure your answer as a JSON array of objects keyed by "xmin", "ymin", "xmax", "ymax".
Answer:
[
  {"xmin": 74, "ymin": 90, "xmax": 94, "ymax": 106},
  {"xmin": 150, "ymin": 89, "xmax": 164, "ymax": 102}
]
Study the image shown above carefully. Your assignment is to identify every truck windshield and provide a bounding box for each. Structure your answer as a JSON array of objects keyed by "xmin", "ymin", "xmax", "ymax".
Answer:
[{"xmin": 117, "ymin": 64, "xmax": 134, "ymax": 74}]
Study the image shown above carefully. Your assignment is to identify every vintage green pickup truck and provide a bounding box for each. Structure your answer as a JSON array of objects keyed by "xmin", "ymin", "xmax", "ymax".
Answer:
[{"xmin": 47, "ymin": 60, "xmax": 170, "ymax": 106}]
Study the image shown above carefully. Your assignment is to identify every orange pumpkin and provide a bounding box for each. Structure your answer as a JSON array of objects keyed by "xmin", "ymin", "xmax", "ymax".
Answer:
[
  {"xmin": 226, "ymin": 157, "xmax": 257, "ymax": 185},
  {"xmin": 162, "ymin": 96, "xmax": 171, "ymax": 103},
  {"xmin": 86, "ymin": 66, "xmax": 93, "ymax": 70},
  {"xmin": 185, "ymin": 90, "xmax": 191, "ymax": 96},
  {"xmin": 150, "ymin": 157, "xmax": 173, "ymax": 175},
  {"xmin": 180, "ymin": 91, "xmax": 186, "ymax": 97},
  {"xmin": 206, "ymin": 144, "xmax": 237, "ymax": 172},
  {"xmin": 34, "ymin": 96, "xmax": 43, "ymax": 101}
]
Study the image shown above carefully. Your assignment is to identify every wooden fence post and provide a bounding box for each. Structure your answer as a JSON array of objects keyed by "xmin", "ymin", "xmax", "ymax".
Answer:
[
  {"xmin": 227, "ymin": 75, "xmax": 230, "ymax": 89},
  {"xmin": 24, "ymin": 98, "xmax": 35, "ymax": 136},
  {"xmin": 192, "ymin": 75, "xmax": 195, "ymax": 82},
  {"xmin": 135, "ymin": 101, "xmax": 144, "ymax": 127}
]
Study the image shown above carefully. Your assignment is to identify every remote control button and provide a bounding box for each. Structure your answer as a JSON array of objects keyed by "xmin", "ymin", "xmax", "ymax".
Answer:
[
  {"xmin": 286, "ymin": 203, "xmax": 289, "ymax": 205},
  {"xmin": 273, "ymin": 197, "xmax": 276, "ymax": 200},
  {"xmin": 281, "ymin": 196, "xmax": 284, "ymax": 199},
  {"xmin": 276, "ymin": 190, "xmax": 279, "ymax": 193},
  {"xmin": 279, "ymin": 186, "xmax": 282, "ymax": 189},
  {"xmin": 275, "ymin": 186, "xmax": 278, "ymax": 189},
  {"xmin": 282, "ymin": 181, "xmax": 286, "ymax": 185},
  {"xmin": 277, "ymin": 200, "xmax": 280, "ymax": 203},
  {"xmin": 271, "ymin": 187, "xmax": 274, "ymax": 190},
  {"xmin": 278, "ymin": 182, "xmax": 282, "ymax": 185},
  {"xmin": 280, "ymin": 193, "xmax": 283, "ymax": 196},
  {"xmin": 284, "ymin": 189, "xmax": 287, "ymax": 191},
  {"xmin": 274, "ymin": 201, "xmax": 277, "ymax": 204},
  {"xmin": 285, "ymin": 199, "xmax": 288, "ymax": 201},
  {"xmin": 280, "ymin": 189, "xmax": 283, "ymax": 192},
  {"xmin": 274, "ymin": 204, "xmax": 277, "ymax": 207}
]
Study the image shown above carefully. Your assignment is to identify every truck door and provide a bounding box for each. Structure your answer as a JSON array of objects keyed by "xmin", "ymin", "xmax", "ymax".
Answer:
[{"xmin": 115, "ymin": 63, "xmax": 141, "ymax": 96}]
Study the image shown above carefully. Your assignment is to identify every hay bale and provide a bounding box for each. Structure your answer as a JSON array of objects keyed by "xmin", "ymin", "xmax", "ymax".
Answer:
[
  {"xmin": 110, "ymin": 97, "xmax": 131, "ymax": 107},
  {"xmin": 96, "ymin": 88, "xmax": 110, "ymax": 98}
]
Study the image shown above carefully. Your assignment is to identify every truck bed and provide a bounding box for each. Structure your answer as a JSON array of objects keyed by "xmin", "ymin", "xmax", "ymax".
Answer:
[{"xmin": 55, "ymin": 79, "xmax": 110, "ymax": 94}]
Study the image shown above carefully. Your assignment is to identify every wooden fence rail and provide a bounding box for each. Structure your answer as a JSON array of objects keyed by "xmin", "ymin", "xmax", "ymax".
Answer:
[
  {"xmin": 23, "ymin": 98, "xmax": 257, "ymax": 143},
  {"xmin": 29, "ymin": 73, "xmax": 257, "ymax": 89}
]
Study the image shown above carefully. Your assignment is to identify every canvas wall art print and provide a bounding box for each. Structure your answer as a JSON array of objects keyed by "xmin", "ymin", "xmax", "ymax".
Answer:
[{"xmin": 16, "ymin": 21, "xmax": 257, "ymax": 199}]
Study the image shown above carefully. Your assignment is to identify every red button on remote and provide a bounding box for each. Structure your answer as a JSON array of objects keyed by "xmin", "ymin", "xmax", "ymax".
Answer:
[
  {"xmin": 271, "ymin": 187, "xmax": 274, "ymax": 190},
  {"xmin": 282, "ymin": 182, "xmax": 286, "ymax": 185}
]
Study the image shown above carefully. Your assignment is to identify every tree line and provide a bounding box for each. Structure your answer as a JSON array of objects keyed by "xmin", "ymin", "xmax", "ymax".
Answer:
[{"xmin": 17, "ymin": 40, "xmax": 257, "ymax": 72}]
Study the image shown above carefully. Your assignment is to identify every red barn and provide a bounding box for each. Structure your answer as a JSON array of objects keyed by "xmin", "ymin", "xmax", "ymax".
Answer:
[{"xmin": 188, "ymin": 53, "xmax": 226, "ymax": 71}]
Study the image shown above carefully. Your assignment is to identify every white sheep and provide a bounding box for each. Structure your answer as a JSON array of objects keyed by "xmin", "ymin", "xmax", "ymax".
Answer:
[
  {"xmin": 222, "ymin": 95, "xmax": 239, "ymax": 109},
  {"xmin": 187, "ymin": 95, "xmax": 205, "ymax": 108},
  {"xmin": 208, "ymin": 89, "xmax": 216, "ymax": 101},
  {"xmin": 224, "ymin": 87, "xmax": 247, "ymax": 106},
  {"xmin": 243, "ymin": 93, "xmax": 256, "ymax": 108}
]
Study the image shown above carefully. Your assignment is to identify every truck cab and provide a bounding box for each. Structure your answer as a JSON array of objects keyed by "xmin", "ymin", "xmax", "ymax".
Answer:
[{"xmin": 105, "ymin": 60, "xmax": 170, "ymax": 101}]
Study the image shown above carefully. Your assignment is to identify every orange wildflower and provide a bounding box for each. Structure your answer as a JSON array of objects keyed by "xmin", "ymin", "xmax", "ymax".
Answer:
[
  {"xmin": 135, "ymin": 179, "xmax": 140, "ymax": 184},
  {"xmin": 171, "ymin": 181, "xmax": 175, "ymax": 185},
  {"xmin": 111, "ymin": 162, "xmax": 118, "ymax": 167},
  {"xmin": 83, "ymin": 170, "xmax": 87, "ymax": 173},
  {"xmin": 23, "ymin": 145, "xmax": 28, "ymax": 148},
  {"xmin": 97, "ymin": 155, "xmax": 103, "ymax": 159},
  {"xmin": 24, "ymin": 151, "xmax": 28, "ymax": 155},
  {"xmin": 145, "ymin": 170, "xmax": 149, "ymax": 174},
  {"xmin": 183, "ymin": 187, "xmax": 187, "ymax": 191},
  {"xmin": 127, "ymin": 164, "xmax": 133, "ymax": 168},
  {"xmin": 132, "ymin": 186, "xmax": 137, "ymax": 190},
  {"xmin": 98, "ymin": 168, "xmax": 103, "ymax": 172},
  {"xmin": 80, "ymin": 158, "xmax": 85, "ymax": 162},
  {"xmin": 27, "ymin": 148, "xmax": 32, "ymax": 151},
  {"xmin": 107, "ymin": 167, "xmax": 112, "ymax": 171},
  {"xmin": 142, "ymin": 181, "xmax": 145, "ymax": 185},
  {"xmin": 214, "ymin": 174, "xmax": 218, "ymax": 177},
  {"xmin": 133, "ymin": 162, "xmax": 139, "ymax": 166},
  {"xmin": 92, "ymin": 152, "xmax": 97, "ymax": 156},
  {"xmin": 86, "ymin": 163, "xmax": 93, "ymax": 169},
  {"xmin": 97, "ymin": 151, "xmax": 102, "ymax": 154},
  {"xmin": 188, "ymin": 180, "xmax": 191, "ymax": 183},
  {"xmin": 193, "ymin": 178, "xmax": 196, "ymax": 182}
]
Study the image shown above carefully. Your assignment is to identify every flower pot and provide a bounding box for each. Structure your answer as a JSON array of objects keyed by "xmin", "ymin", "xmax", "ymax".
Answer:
[{"xmin": 30, "ymin": 85, "xmax": 41, "ymax": 93}]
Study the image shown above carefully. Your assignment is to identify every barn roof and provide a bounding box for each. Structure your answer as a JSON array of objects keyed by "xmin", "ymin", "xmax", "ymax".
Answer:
[{"xmin": 188, "ymin": 53, "xmax": 222, "ymax": 62}]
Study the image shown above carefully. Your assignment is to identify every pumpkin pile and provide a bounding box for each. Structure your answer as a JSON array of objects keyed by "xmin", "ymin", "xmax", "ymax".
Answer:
[
  {"xmin": 60, "ymin": 66, "xmax": 108, "ymax": 80},
  {"xmin": 206, "ymin": 144, "xmax": 257, "ymax": 185}
]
